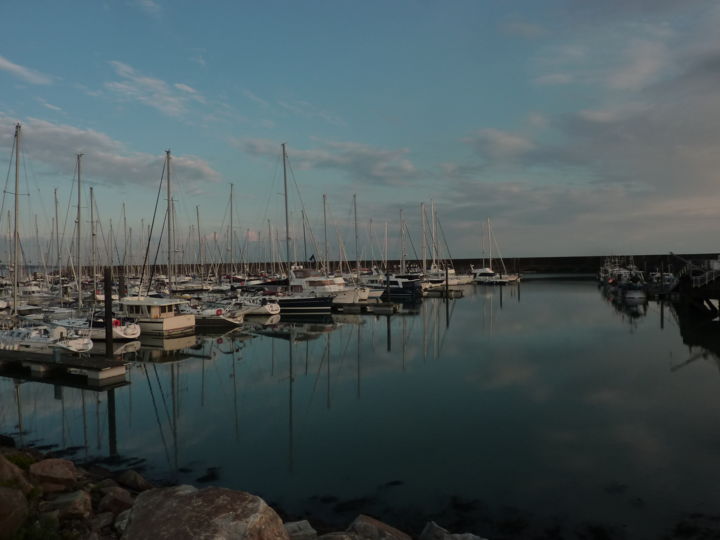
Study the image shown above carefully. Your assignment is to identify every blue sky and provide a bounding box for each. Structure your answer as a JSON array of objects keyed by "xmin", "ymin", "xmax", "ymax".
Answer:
[{"xmin": 1, "ymin": 0, "xmax": 719, "ymax": 262}]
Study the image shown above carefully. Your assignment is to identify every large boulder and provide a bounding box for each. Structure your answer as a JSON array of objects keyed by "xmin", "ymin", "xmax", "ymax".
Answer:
[
  {"xmin": 0, "ymin": 455, "xmax": 32, "ymax": 494},
  {"xmin": 419, "ymin": 521, "xmax": 488, "ymax": 540},
  {"xmin": 346, "ymin": 515, "xmax": 411, "ymax": 540},
  {"xmin": 0, "ymin": 487, "xmax": 28, "ymax": 539},
  {"xmin": 122, "ymin": 485, "xmax": 288, "ymax": 540},
  {"xmin": 29, "ymin": 458, "xmax": 78, "ymax": 492}
]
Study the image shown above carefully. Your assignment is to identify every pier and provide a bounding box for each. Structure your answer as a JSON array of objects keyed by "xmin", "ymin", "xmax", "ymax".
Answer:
[{"xmin": 0, "ymin": 351, "xmax": 127, "ymax": 387}]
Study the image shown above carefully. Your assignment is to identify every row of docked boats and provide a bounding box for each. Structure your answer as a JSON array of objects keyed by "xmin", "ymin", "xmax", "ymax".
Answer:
[{"xmin": 597, "ymin": 257, "xmax": 677, "ymax": 304}]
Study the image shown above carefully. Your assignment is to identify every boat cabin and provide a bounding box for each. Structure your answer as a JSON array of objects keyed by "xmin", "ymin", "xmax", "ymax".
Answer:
[{"xmin": 119, "ymin": 297, "xmax": 187, "ymax": 319}]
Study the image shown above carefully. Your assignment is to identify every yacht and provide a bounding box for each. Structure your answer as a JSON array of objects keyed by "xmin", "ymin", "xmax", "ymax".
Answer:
[{"xmin": 118, "ymin": 297, "xmax": 195, "ymax": 337}]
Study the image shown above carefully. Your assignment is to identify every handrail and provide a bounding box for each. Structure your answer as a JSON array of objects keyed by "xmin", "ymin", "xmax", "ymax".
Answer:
[{"xmin": 691, "ymin": 269, "xmax": 720, "ymax": 288}]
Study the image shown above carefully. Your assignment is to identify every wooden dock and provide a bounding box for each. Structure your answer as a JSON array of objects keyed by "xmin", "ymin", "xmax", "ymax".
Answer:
[
  {"xmin": 332, "ymin": 301, "xmax": 398, "ymax": 315},
  {"xmin": 0, "ymin": 350, "xmax": 128, "ymax": 387},
  {"xmin": 423, "ymin": 288, "xmax": 465, "ymax": 298}
]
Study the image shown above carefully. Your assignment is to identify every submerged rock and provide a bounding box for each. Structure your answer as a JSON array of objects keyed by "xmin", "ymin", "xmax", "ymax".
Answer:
[
  {"xmin": 122, "ymin": 485, "xmax": 288, "ymax": 540},
  {"xmin": 346, "ymin": 515, "xmax": 411, "ymax": 540},
  {"xmin": 0, "ymin": 486, "xmax": 28, "ymax": 539},
  {"xmin": 116, "ymin": 469, "xmax": 154, "ymax": 492},
  {"xmin": 419, "ymin": 521, "xmax": 488, "ymax": 540},
  {"xmin": 285, "ymin": 519, "xmax": 318, "ymax": 539}
]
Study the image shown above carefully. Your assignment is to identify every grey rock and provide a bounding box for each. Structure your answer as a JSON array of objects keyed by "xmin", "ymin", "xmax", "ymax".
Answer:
[
  {"xmin": 39, "ymin": 489, "xmax": 92, "ymax": 520},
  {"xmin": 98, "ymin": 486, "xmax": 134, "ymax": 515},
  {"xmin": 0, "ymin": 486, "xmax": 28, "ymax": 540},
  {"xmin": 121, "ymin": 485, "xmax": 288, "ymax": 540},
  {"xmin": 115, "ymin": 469, "xmax": 154, "ymax": 492},
  {"xmin": 285, "ymin": 519, "xmax": 317, "ymax": 539},
  {"xmin": 419, "ymin": 521, "xmax": 488, "ymax": 540},
  {"xmin": 91, "ymin": 511, "xmax": 115, "ymax": 531},
  {"xmin": 114, "ymin": 509, "xmax": 131, "ymax": 534},
  {"xmin": 347, "ymin": 515, "xmax": 411, "ymax": 540},
  {"xmin": 318, "ymin": 534, "xmax": 359, "ymax": 540}
]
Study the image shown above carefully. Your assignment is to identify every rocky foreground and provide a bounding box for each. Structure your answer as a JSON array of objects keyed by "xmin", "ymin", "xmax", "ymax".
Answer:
[{"xmin": 0, "ymin": 445, "xmax": 486, "ymax": 540}]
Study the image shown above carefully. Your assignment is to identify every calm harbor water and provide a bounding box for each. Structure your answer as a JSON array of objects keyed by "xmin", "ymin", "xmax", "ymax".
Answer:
[{"xmin": 2, "ymin": 281, "xmax": 720, "ymax": 538}]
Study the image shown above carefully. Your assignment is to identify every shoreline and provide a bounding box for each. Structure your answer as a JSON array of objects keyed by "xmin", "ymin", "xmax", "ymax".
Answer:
[{"xmin": 0, "ymin": 439, "xmax": 487, "ymax": 540}]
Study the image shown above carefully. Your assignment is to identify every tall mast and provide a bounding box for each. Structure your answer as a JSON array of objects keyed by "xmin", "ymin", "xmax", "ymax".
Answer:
[
  {"xmin": 384, "ymin": 221, "xmax": 388, "ymax": 273},
  {"xmin": 431, "ymin": 199, "xmax": 437, "ymax": 268},
  {"xmin": 196, "ymin": 206, "xmax": 204, "ymax": 286},
  {"xmin": 353, "ymin": 193, "xmax": 359, "ymax": 280},
  {"xmin": 421, "ymin": 202, "xmax": 426, "ymax": 272},
  {"xmin": 282, "ymin": 143, "xmax": 290, "ymax": 287},
  {"xmin": 90, "ymin": 186, "xmax": 97, "ymax": 297},
  {"xmin": 229, "ymin": 183, "xmax": 234, "ymax": 277},
  {"xmin": 400, "ymin": 209, "xmax": 406, "ymax": 274},
  {"xmin": 76, "ymin": 153, "xmax": 83, "ymax": 308},
  {"xmin": 12, "ymin": 124, "xmax": 20, "ymax": 316},
  {"xmin": 323, "ymin": 194, "xmax": 328, "ymax": 276},
  {"xmin": 166, "ymin": 150, "xmax": 173, "ymax": 290},
  {"xmin": 54, "ymin": 188, "xmax": 60, "ymax": 286},
  {"xmin": 488, "ymin": 217, "xmax": 492, "ymax": 270}
]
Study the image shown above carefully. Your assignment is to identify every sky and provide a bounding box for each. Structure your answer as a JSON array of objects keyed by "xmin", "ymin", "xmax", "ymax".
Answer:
[{"xmin": 1, "ymin": 0, "xmax": 720, "ymax": 263}]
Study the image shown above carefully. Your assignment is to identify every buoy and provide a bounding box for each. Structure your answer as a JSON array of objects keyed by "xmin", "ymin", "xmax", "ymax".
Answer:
[
  {"xmin": 216, "ymin": 337, "xmax": 223, "ymax": 344},
  {"xmin": 215, "ymin": 308, "xmax": 223, "ymax": 316}
]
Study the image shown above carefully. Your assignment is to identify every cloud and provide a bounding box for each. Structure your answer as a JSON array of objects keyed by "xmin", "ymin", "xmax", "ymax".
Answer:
[
  {"xmin": 105, "ymin": 61, "xmax": 205, "ymax": 117},
  {"xmin": 0, "ymin": 55, "xmax": 52, "ymax": 85},
  {"xmin": 35, "ymin": 98, "xmax": 62, "ymax": 112},
  {"xmin": 244, "ymin": 89, "xmax": 270, "ymax": 108},
  {"xmin": 533, "ymin": 73, "xmax": 574, "ymax": 85},
  {"xmin": 607, "ymin": 39, "xmax": 670, "ymax": 90},
  {"xmin": 237, "ymin": 138, "xmax": 417, "ymax": 186},
  {"xmin": 277, "ymin": 99, "xmax": 345, "ymax": 126},
  {"xmin": 463, "ymin": 129, "xmax": 536, "ymax": 162},
  {"xmin": 135, "ymin": 0, "xmax": 161, "ymax": 15},
  {"xmin": 501, "ymin": 21, "xmax": 547, "ymax": 39},
  {"xmin": 0, "ymin": 114, "xmax": 222, "ymax": 188}
]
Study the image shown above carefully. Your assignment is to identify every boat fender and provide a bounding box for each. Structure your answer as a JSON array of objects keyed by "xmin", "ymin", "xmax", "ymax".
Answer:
[
  {"xmin": 216, "ymin": 308, "xmax": 223, "ymax": 316},
  {"xmin": 217, "ymin": 337, "xmax": 223, "ymax": 344},
  {"xmin": 113, "ymin": 318, "xmax": 121, "ymax": 327}
]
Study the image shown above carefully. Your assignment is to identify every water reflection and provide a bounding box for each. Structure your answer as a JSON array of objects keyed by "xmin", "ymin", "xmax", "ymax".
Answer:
[{"xmin": 2, "ymin": 283, "xmax": 720, "ymax": 538}]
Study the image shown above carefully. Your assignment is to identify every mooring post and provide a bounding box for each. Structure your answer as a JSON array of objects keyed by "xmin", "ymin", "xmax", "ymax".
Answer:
[{"xmin": 104, "ymin": 267, "xmax": 114, "ymax": 357}]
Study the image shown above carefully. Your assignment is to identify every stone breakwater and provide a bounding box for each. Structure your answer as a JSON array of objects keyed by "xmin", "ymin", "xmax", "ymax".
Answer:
[{"xmin": 0, "ymin": 445, "xmax": 487, "ymax": 540}]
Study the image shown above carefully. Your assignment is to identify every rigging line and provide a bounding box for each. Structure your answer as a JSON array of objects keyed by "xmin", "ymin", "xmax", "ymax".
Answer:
[
  {"xmin": 138, "ymin": 157, "xmax": 167, "ymax": 296},
  {"xmin": 304, "ymin": 340, "xmax": 329, "ymax": 415},
  {"xmin": 148, "ymin": 205, "xmax": 169, "ymax": 290},
  {"xmin": 152, "ymin": 363, "xmax": 175, "ymax": 430},
  {"xmin": 143, "ymin": 365, "xmax": 172, "ymax": 466},
  {"xmin": 437, "ymin": 218, "xmax": 454, "ymax": 267},
  {"xmin": 0, "ymin": 133, "xmax": 17, "ymax": 240},
  {"xmin": 59, "ymin": 161, "xmax": 79, "ymax": 273},
  {"xmin": 403, "ymin": 221, "xmax": 421, "ymax": 264}
]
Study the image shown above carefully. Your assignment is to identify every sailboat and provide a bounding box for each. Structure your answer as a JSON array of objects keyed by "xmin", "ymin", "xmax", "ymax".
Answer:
[
  {"xmin": 0, "ymin": 124, "xmax": 93, "ymax": 354},
  {"xmin": 118, "ymin": 150, "xmax": 196, "ymax": 336},
  {"xmin": 471, "ymin": 218, "xmax": 520, "ymax": 285},
  {"xmin": 273, "ymin": 143, "xmax": 334, "ymax": 314}
]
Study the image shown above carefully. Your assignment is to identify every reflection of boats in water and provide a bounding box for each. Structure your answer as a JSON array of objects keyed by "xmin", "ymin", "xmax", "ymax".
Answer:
[
  {"xmin": 600, "ymin": 283, "xmax": 648, "ymax": 320},
  {"xmin": 137, "ymin": 334, "xmax": 199, "ymax": 362},
  {"xmin": 89, "ymin": 340, "xmax": 141, "ymax": 356},
  {"xmin": 254, "ymin": 319, "xmax": 339, "ymax": 342}
]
